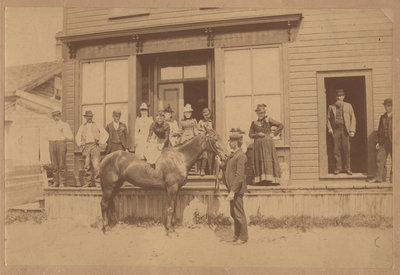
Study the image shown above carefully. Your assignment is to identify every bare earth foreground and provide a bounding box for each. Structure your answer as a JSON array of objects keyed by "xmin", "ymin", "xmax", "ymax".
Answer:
[{"xmin": 5, "ymin": 221, "xmax": 392, "ymax": 268}]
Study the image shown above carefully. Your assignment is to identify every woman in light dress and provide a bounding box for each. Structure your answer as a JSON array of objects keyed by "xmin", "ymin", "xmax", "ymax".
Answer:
[
  {"xmin": 179, "ymin": 104, "xmax": 198, "ymax": 144},
  {"xmin": 197, "ymin": 107, "xmax": 214, "ymax": 176},
  {"xmin": 163, "ymin": 105, "xmax": 181, "ymax": 147},
  {"xmin": 134, "ymin": 103, "xmax": 153, "ymax": 160}
]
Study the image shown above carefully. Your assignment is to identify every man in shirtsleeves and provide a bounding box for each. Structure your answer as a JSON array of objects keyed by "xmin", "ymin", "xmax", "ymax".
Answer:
[
  {"xmin": 105, "ymin": 109, "xmax": 129, "ymax": 154},
  {"xmin": 327, "ymin": 89, "xmax": 356, "ymax": 175},
  {"xmin": 47, "ymin": 109, "xmax": 73, "ymax": 187},
  {"xmin": 75, "ymin": 110, "xmax": 109, "ymax": 187},
  {"xmin": 219, "ymin": 128, "xmax": 248, "ymax": 245}
]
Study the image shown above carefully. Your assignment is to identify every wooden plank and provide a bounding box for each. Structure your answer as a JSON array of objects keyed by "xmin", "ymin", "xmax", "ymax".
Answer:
[
  {"xmin": 289, "ymin": 91, "xmax": 317, "ymax": 98},
  {"xmin": 300, "ymin": 23, "xmax": 392, "ymax": 35},
  {"xmin": 288, "ymin": 42, "xmax": 392, "ymax": 54},
  {"xmin": 290, "ymin": 115, "xmax": 318, "ymax": 123},
  {"xmin": 289, "ymin": 78, "xmax": 317, "ymax": 86},
  {"xmin": 289, "ymin": 36, "xmax": 392, "ymax": 48},
  {"xmin": 291, "ymin": 153, "xmax": 319, "ymax": 160},
  {"xmin": 301, "ymin": 17, "xmax": 391, "ymax": 29},
  {"xmin": 289, "ymin": 84, "xmax": 317, "ymax": 92},
  {"xmin": 289, "ymin": 97, "xmax": 317, "ymax": 104},
  {"xmin": 289, "ymin": 72, "xmax": 316, "ymax": 79},
  {"xmin": 290, "ymin": 103, "xmax": 317, "ymax": 110},
  {"xmin": 290, "ymin": 109, "xmax": 318, "ymax": 117},
  {"xmin": 301, "ymin": 10, "xmax": 384, "ymax": 22},
  {"xmin": 290, "ymin": 127, "xmax": 318, "ymax": 135},
  {"xmin": 290, "ymin": 135, "xmax": 318, "ymax": 141},
  {"xmin": 289, "ymin": 48, "xmax": 392, "ymax": 60},
  {"xmin": 290, "ymin": 173, "xmax": 319, "ymax": 180},
  {"xmin": 289, "ymin": 61, "xmax": 392, "ymax": 73},
  {"xmin": 289, "ymin": 55, "xmax": 392, "ymax": 66},
  {"xmin": 291, "ymin": 147, "xmax": 319, "ymax": 154},
  {"xmin": 290, "ymin": 122, "xmax": 318, "ymax": 129},
  {"xmin": 291, "ymin": 141, "xmax": 319, "ymax": 148},
  {"xmin": 291, "ymin": 160, "xmax": 320, "ymax": 167}
]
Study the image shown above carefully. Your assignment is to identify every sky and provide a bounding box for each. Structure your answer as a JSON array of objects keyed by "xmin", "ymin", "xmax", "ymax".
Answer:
[{"xmin": 5, "ymin": 7, "xmax": 63, "ymax": 67}]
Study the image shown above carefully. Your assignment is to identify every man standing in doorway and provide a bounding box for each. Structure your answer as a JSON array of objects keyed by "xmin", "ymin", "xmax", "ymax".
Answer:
[
  {"xmin": 48, "ymin": 110, "xmax": 73, "ymax": 187},
  {"xmin": 76, "ymin": 110, "xmax": 109, "ymax": 187},
  {"xmin": 368, "ymin": 98, "xmax": 392, "ymax": 183},
  {"xmin": 327, "ymin": 89, "xmax": 356, "ymax": 175},
  {"xmin": 219, "ymin": 128, "xmax": 248, "ymax": 245},
  {"xmin": 105, "ymin": 110, "xmax": 129, "ymax": 154}
]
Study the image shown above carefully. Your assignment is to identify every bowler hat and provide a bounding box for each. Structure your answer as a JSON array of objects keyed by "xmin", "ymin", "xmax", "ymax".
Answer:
[
  {"xmin": 383, "ymin": 98, "xmax": 392, "ymax": 106},
  {"xmin": 229, "ymin": 128, "xmax": 245, "ymax": 141},
  {"xmin": 51, "ymin": 109, "xmax": 61, "ymax": 116},
  {"xmin": 139, "ymin": 103, "xmax": 149, "ymax": 110},
  {"xmin": 255, "ymin": 104, "xmax": 267, "ymax": 113},
  {"xmin": 113, "ymin": 109, "xmax": 122, "ymax": 115},
  {"xmin": 83, "ymin": 110, "xmax": 94, "ymax": 117},
  {"xmin": 183, "ymin": 104, "xmax": 194, "ymax": 112},
  {"xmin": 164, "ymin": 105, "xmax": 174, "ymax": 113},
  {"xmin": 336, "ymin": 89, "xmax": 345, "ymax": 96}
]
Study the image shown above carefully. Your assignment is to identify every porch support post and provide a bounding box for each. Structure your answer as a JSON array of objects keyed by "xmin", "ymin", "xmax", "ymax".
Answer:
[
  {"xmin": 128, "ymin": 55, "xmax": 142, "ymax": 151},
  {"xmin": 214, "ymin": 47, "xmax": 225, "ymax": 139}
]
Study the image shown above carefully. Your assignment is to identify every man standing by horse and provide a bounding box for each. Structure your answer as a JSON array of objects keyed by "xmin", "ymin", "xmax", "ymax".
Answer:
[
  {"xmin": 105, "ymin": 110, "xmax": 129, "ymax": 154},
  {"xmin": 218, "ymin": 128, "xmax": 248, "ymax": 245},
  {"xmin": 76, "ymin": 110, "xmax": 109, "ymax": 187}
]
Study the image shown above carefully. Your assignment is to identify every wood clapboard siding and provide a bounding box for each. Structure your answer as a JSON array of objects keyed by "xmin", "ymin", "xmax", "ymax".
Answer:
[
  {"xmin": 62, "ymin": 61, "xmax": 78, "ymax": 177},
  {"xmin": 288, "ymin": 9, "xmax": 392, "ymax": 182}
]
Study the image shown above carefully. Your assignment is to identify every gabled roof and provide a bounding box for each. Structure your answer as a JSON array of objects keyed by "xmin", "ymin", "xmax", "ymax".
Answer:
[{"xmin": 5, "ymin": 61, "xmax": 62, "ymax": 97}]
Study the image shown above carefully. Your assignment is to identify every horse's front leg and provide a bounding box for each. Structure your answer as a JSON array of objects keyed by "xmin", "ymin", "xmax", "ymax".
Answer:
[{"xmin": 165, "ymin": 184, "xmax": 179, "ymax": 235}]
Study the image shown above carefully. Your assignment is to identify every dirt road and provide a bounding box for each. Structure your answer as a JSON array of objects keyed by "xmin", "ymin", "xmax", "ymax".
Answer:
[{"xmin": 5, "ymin": 221, "xmax": 392, "ymax": 268}]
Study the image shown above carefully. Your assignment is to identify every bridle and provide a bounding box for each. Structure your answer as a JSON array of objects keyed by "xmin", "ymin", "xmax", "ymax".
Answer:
[{"xmin": 205, "ymin": 133, "xmax": 227, "ymax": 160}]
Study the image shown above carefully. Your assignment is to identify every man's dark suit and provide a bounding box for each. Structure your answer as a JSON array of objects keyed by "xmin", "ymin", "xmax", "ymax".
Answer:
[
  {"xmin": 105, "ymin": 121, "xmax": 128, "ymax": 154},
  {"xmin": 374, "ymin": 112, "xmax": 392, "ymax": 182},
  {"xmin": 222, "ymin": 148, "xmax": 248, "ymax": 241}
]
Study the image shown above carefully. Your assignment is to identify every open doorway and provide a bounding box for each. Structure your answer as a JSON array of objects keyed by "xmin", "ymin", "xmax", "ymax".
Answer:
[
  {"xmin": 183, "ymin": 81, "xmax": 209, "ymax": 121},
  {"xmin": 324, "ymin": 76, "xmax": 367, "ymax": 174}
]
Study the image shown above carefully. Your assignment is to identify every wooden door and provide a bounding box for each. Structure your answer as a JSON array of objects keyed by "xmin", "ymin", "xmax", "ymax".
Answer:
[{"xmin": 158, "ymin": 83, "xmax": 184, "ymax": 121}]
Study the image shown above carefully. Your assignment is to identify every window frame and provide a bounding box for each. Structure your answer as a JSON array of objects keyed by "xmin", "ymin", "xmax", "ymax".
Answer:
[
  {"xmin": 222, "ymin": 44, "xmax": 288, "ymax": 147},
  {"xmin": 79, "ymin": 56, "xmax": 129, "ymax": 127}
]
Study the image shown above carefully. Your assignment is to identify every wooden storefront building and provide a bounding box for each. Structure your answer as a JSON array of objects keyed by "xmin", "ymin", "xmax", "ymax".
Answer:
[{"xmin": 58, "ymin": 8, "xmax": 393, "ymax": 185}]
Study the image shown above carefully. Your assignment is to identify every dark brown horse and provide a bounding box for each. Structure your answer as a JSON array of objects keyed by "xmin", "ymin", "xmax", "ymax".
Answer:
[{"xmin": 99, "ymin": 128, "xmax": 229, "ymax": 233}]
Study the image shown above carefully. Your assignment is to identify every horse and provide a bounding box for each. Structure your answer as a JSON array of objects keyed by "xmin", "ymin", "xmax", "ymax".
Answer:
[{"xmin": 98, "ymin": 128, "xmax": 229, "ymax": 233}]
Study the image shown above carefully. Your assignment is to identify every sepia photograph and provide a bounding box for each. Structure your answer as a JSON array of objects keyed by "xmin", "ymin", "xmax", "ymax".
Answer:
[{"xmin": 1, "ymin": 1, "xmax": 399, "ymax": 274}]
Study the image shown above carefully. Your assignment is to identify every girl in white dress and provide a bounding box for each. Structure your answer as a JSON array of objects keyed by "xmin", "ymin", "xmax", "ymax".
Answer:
[
  {"xmin": 134, "ymin": 103, "xmax": 153, "ymax": 159},
  {"xmin": 164, "ymin": 105, "xmax": 181, "ymax": 147}
]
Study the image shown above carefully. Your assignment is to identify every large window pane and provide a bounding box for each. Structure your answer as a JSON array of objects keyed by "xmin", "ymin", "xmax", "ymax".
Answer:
[
  {"xmin": 82, "ymin": 62, "xmax": 104, "ymax": 104},
  {"xmin": 160, "ymin": 66, "xmax": 183, "ymax": 80},
  {"xmin": 253, "ymin": 47, "xmax": 281, "ymax": 94},
  {"xmin": 82, "ymin": 104, "xmax": 104, "ymax": 127},
  {"xmin": 253, "ymin": 94, "xmax": 281, "ymax": 122},
  {"xmin": 106, "ymin": 60, "xmax": 128, "ymax": 102},
  {"xmin": 184, "ymin": 64, "xmax": 206, "ymax": 79},
  {"xmin": 225, "ymin": 96, "xmax": 252, "ymax": 137},
  {"xmin": 224, "ymin": 49, "xmax": 251, "ymax": 96},
  {"xmin": 105, "ymin": 103, "xmax": 129, "ymax": 127}
]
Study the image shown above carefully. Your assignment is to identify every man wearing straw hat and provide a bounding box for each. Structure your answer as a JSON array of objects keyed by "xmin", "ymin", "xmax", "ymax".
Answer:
[
  {"xmin": 47, "ymin": 109, "xmax": 73, "ymax": 187},
  {"xmin": 75, "ymin": 110, "xmax": 109, "ymax": 187},
  {"xmin": 327, "ymin": 89, "xmax": 356, "ymax": 175},
  {"xmin": 221, "ymin": 128, "xmax": 248, "ymax": 245}
]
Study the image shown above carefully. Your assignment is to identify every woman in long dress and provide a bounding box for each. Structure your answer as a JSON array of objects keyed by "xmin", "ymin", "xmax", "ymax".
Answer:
[
  {"xmin": 197, "ymin": 107, "xmax": 214, "ymax": 176},
  {"xmin": 163, "ymin": 105, "xmax": 181, "ymax": 147},
  {"xmin": 249, "ymin": 104, "xmax": 284, "ymax": 184},
  {"xmin": 145, "ymin": 111, "xmax": 170, "ymax": 165},
  {"xmin": 179, "ymin": 104, "xmax": 198, "ymax": 144},
  {"xmin": 134, "ymin": 103, "xmax": 153, "ymax": 160}
]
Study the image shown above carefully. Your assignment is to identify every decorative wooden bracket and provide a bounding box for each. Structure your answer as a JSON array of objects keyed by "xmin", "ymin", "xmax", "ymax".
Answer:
[
  {"xmin": 287, "ymin": 21, "xmax": 292, "ymax": 42},
  {"xmin": 132, "ymin": 34, "xmax": 143, "ymax": 53},
  {"xmin": 67, "ymin": 43, "xmax": 77, "ymax": 59},
  {"xmin": 205, "ymin": 27, "xmax": 214, "ymax": 47}
]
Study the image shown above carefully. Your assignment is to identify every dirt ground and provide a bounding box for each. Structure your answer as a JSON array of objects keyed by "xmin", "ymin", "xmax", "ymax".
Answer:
[{"xmin": 5, "ymin": 220, "xmax": 392, "ymax": 268}]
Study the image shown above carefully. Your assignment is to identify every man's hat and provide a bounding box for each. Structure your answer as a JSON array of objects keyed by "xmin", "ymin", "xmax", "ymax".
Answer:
[
  {"xmin": 112, "ymin": 109, "xmax": 122, "ymax": 116},
  {"xmin": 229, "ymin": 128, "xmax": 245, "ymax": 141},
  {"xmin": 255, "ymin": 104, "xmax": 267, "ymax": 113},
  {"xmin": 164, "ymin": 105, "xmax": 174, "ymax": 113},
  {"xmin": 51, "ymin": 109, "xmax": 61, "ymax": 116},
  {"xmin": 383, "ymin": 98, "xmax": 392, "ymax": 106},
  {"xmin": 202, "ymin": 107, "xmax": 211, "ymax": 115},
  {"xmin": 83, "ymin": 110, "xmax": 94, "ymax": 117},
  {"xmin": 336, "ymin": 89, "xmax": 345, "ymax": 96},
  {"xmin": 183, "ymin": 104, "xmax": 194, "ymax": 112},
  {"xmin": 139, "ymin": 102, "xmax": 149, "ymax": 110}
]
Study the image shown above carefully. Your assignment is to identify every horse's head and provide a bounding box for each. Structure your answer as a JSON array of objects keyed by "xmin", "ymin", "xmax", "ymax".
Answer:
[{"xmin": 204, "ymin": 128, "xmax": 229, "ymax": 161}]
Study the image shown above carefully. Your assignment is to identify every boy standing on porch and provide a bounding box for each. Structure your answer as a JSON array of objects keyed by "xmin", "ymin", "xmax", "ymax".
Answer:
[
  {"xmin": 105, "ymin": 110, "xmax": 129, "ymax": 154},
  {"xmin": 47, "ymin": 110, "xmax": 73, "ymax": 187},
  {"xmin": 75, "ymin": 110, "xmax": 109, "ymax": 187},
  {"xmin": 368, "ymin": 98, "xmax": 392, "ymax": 183},
  {"xmin": 327, "ymin": 89, "xmax": 356, "ymax": 175}
]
